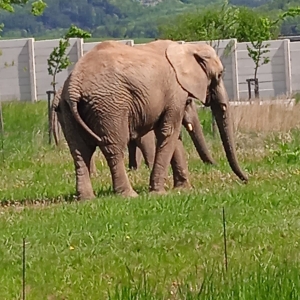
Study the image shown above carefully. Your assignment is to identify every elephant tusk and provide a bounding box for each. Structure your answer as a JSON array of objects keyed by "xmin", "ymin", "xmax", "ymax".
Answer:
[{"xmin": 187, "ymin": 123, "xmax": 193, "ymax": 131}]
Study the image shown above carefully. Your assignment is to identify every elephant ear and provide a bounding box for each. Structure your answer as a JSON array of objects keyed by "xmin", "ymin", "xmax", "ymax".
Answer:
[{"xmin": 166, "ymin": 43, "xmax": 212, "ymax": 103}]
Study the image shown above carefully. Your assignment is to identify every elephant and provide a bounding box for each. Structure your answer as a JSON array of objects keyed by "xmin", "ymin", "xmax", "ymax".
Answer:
[{"xmin": 57, "ymin": 39, "xmax": 247, "ymax": 199}]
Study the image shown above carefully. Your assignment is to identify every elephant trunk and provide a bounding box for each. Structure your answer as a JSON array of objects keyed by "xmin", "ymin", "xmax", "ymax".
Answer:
[
  {"xmin": 211, "ymin": 102, "xmax": 248, "ymax": 183},
  {"xmin": 183, "ymin": 101, "xmax": 215, "ymax": 165}
]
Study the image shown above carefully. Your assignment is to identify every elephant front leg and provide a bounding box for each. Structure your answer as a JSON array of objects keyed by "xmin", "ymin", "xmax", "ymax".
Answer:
[
  {"xmin": 171, "ymin": 138, "xmax": 191, "ymax": 189},
  {"xmin": 102, "ymin": 148, "xmax": 138, "ymax": 197},
  {"xmin": 136, "ymin": 132, "xmax": 156, "ymax": 170},
  {"xmin": 150, "ymin": 123, "xmax": 182, "ymax": 194}
]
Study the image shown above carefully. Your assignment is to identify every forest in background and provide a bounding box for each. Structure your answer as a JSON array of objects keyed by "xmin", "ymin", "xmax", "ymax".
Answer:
[{"xmin": 0, "ymin": 0, "xmax": 299, "ymax": 39}]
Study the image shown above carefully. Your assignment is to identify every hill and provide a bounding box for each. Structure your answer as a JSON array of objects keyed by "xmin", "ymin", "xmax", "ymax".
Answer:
[{"xmin": 0, "ymin": 0, "xmax": 297, "ymax": 39}]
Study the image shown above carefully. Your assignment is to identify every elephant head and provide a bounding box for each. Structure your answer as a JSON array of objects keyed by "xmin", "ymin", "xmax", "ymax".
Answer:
[{"xmin": 166, "ymin": 43, "xmax": 248, "ymax": 182}]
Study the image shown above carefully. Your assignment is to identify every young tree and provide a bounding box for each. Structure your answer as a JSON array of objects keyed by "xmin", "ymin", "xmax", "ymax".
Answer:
[
  {"xmin": 235, "ymin": 8, "xmax": 273, "ymax": 98},
  {"xmin": 47, "ymin": 25, "xmax": 91, "ymax": 92}
]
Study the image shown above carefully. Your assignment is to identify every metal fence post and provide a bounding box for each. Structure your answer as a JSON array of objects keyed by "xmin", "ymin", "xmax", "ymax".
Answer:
[{"xmin": 46, "ymin": 90, "xmax": 56, "ymax": 145}]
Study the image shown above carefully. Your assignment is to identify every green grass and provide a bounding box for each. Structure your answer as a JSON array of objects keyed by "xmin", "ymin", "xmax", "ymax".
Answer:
[{"xmin": 1, "ymin": 101, "xmax": 300, "ymax": 299}]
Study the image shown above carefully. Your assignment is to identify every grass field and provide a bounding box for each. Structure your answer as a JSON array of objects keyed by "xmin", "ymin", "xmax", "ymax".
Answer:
[{"xmin": 1, "ymin": 100, "xmax": 300, "ymax": 299}]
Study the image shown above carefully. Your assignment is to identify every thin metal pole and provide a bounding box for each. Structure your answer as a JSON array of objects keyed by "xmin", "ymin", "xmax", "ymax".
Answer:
[
  {"xmin": 0, "ymin": 101, "xmax": 4, "ymax": 162},
  {"xmin": 22, "ymin": 237, "xmax": 26, "ymax": 300},
  {"xmin": 222, "ymin": 207, "xmax": 228, "ymax": 272}
]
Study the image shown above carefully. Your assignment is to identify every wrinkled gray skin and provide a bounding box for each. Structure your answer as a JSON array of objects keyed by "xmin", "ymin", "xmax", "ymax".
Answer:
[{"xmin": 58, "ymin": 39, "xmax": 248, "ymax": 199}]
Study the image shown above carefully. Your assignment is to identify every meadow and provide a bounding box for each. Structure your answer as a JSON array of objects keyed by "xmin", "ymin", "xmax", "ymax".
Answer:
[{"xmin": 1, "ymin": 100, "xmax": 300, "ymax": 299}]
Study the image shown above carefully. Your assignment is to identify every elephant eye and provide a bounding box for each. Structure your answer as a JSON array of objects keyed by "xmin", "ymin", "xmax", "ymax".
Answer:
[{"xmin": 186, "ymin": 98, "xmax": 192, "ymax": 106}]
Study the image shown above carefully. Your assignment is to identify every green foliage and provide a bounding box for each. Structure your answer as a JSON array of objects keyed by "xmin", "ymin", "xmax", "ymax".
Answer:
[
  {"xmin": 269, "ymin": 141, "xmax": 300, "ymax": 164},
  {"xmin": 31, "ymin": 0, "xmax": 47, "ymax": 16},
  {"xmin": 159, "ymin": 1, "xmax": 238, "ymax": 44},
  {"xmin": 0, "ymin": 0, "xmax": 46, "ymax": 15},
  {"xmin": 47, "ymin": 25, "xmax": 91, "ymax": 91}
]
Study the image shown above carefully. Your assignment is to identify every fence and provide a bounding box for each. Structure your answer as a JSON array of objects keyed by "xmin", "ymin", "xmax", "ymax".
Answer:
[{"xmin": 0, "ymin": 37, "xmax": 296, "ymax": 102}]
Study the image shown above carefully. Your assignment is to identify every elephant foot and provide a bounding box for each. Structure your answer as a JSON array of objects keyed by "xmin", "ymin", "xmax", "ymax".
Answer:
[
  {"xmin": 119, "ymin": 189, "xmax": 139, "ymax": 198},
  {"xmin": 149, "ymin": 188, "xmax": 167, "ymax": 196},
  {"xmin": 77, "ymin": 190, "xmax": 96, "ymax": 201},
  {"xmin": 128, "ymin": 167, "xmax": 138, "ymax": 171},
  {"xmin": 173, "ymin": 179, "xmax": 192, "ymax": 190}
]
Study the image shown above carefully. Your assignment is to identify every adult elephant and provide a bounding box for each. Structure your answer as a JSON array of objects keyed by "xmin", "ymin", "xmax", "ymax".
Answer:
[{"xmin": 59, "ymin": 40, "xmax": 247, "ymax": 199}]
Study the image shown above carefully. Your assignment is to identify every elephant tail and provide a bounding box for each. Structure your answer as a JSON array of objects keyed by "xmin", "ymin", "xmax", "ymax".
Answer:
[{"xmin": 69, "ymin": 100, "xmax": 103, "ymax": 144}]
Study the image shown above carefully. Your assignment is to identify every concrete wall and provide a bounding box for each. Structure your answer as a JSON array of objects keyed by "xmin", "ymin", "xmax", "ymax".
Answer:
[
  {"xmin": 290, "ymin": 41, "xmax": 300, "ymax": 92},
  {"xmin": 0, "ymin": 38, "xmax": 34, "ymax": 101},
  {"xmin": 0, "ymin": 37, "xmax": 297, "ymax": 101}
]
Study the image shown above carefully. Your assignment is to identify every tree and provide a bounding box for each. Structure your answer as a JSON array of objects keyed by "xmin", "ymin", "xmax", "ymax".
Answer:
[
  {"xmin": 0, "ymin": 0, "xmax": 46, "ymax": 16},
  {"xmin": 159, "ymin": 1, "xmax": 238, "ymax": 43},
  {"xmin": 47, "ymin": 25, "xmax": 91, "ymax": 92}
]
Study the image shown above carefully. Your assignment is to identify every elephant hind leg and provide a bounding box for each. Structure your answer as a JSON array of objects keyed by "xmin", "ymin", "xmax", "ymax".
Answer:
[
  {"xmin": 100, "ymin": 145, "xmax": 138, "ymax": 197},
  {"xmin": 67, "ymin": 140, "xmax": 96, "ymax": 200},
  {"xmin": 59, "ymin": 104, "xmax": 96, "ymax": 200}
]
